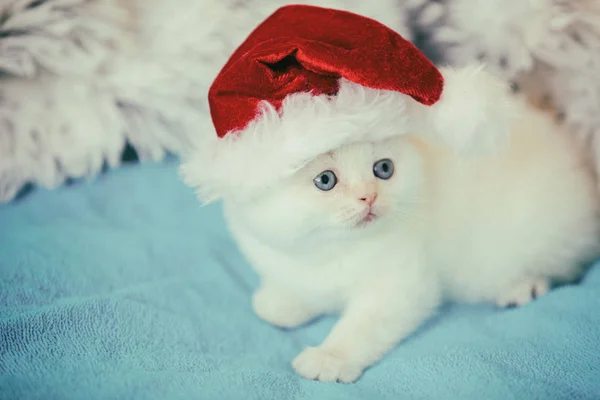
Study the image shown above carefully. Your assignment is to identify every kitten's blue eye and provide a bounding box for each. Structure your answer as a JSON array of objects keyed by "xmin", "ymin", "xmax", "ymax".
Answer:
[
  {"xmin": 314, "ymin": 170, "xmax": 337, "ymax": 191},
  {"xmin": 373, "ymin": 159, "xmax": 394, "ymax": 180}
]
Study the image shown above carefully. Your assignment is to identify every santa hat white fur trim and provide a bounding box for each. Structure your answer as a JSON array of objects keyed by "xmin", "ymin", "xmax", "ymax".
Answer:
[
  {"xmin": 180, "ymin": 79, "xmax": 410, "ymax": 204},
  {"xmin": 181, "ymin": 65, "xmax": 516, "ymax": 204}
]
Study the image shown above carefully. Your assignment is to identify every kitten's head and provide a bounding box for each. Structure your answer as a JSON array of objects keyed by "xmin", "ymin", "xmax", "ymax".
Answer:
[{"xmin": 230, "ymin": 137, "xmax": 425, "ymax": 246}]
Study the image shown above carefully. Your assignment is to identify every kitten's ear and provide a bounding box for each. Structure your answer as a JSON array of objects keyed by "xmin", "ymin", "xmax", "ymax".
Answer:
[{"xmin": 408, "ymin": 64, "xmax": 519, "ymax": 156}]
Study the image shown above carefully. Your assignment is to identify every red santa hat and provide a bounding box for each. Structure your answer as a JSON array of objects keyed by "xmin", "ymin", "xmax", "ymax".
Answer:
[{"xmin": 181, "ymin": 5, "xmax": 514, "ymax": 203}]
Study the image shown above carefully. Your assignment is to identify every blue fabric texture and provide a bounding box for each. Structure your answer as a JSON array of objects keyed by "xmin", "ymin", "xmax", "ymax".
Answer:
[{"xmin": 1, "ymin": 160, "xmax": 599, "ymax": 400}]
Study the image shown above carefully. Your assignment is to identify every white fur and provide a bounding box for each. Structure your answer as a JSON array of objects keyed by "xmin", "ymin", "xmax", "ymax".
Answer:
[
  {"xmin": 218, "ymin": 96, "xmax": 599, "ymax": 382},
  {"xmin": 0, "ymin": 0, "xmax": 411, "ymax": 202},
  {"xmin": 412, "ymin": 65, "xmax": 517, "ymax": 157},
  {"xmin": 423, "ymin": 97, "xmax": 599, "ymax": 305}
]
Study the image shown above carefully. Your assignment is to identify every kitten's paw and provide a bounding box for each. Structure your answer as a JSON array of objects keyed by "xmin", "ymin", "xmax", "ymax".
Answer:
[
  {"xmin": 252, "ymin": 287, "xmax": 316, "ymax": 329},
  {"xmin": 292, "ymin": 346, "xmax": 363, "ymax": 383},
  {"xmin": 496, "ymin": 277, "xmax": 550, "ymax": 308}
]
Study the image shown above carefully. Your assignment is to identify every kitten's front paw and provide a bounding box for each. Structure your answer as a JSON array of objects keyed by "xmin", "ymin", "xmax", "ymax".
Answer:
[
  {"xmin": 292, "ymin": 346, "xmax": 363, "ymax": 383},
  {"xmin": 252, "ymin": 286, "xmax": 317, "ymax": 329},
  {"xmin": 496, "ymin": 277, "xmax": 550, "ymax": 308}
]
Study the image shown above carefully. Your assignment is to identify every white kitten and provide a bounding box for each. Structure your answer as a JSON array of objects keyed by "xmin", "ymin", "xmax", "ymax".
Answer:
[
  {"xmin": 225, "ymin": 137, "xmax": 439, "ymax": 383},
  {"xmin": 223, "ymin": 97, "xmax": 600, "ymax": 383}
]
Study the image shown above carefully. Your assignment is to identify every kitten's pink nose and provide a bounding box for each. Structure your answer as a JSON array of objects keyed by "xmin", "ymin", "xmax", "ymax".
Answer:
[{"xmin": 359, "ymin": 193, "xmax": 377, "ymax": 206}]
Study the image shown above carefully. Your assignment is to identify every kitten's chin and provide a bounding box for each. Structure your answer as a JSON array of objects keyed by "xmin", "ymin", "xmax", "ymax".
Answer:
[{"xmin": 351, "ymin": 211, "xmax": 383, "ymax": 230}]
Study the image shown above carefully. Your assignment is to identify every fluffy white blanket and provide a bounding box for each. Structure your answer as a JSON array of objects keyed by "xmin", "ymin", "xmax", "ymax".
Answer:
[{"xmin": 3, "ymin": 0, "xmax": 599, "ymax": 202}]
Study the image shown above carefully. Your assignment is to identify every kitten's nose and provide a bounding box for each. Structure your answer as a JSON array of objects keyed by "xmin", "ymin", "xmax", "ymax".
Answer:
[{"xmin": 359, "ymin": 193, "xmax": 377, "ymax": 206}]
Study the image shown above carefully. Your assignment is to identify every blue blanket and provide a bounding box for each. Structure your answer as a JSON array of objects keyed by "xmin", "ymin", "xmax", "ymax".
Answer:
[{"xmin": 1, "ymin": 159, "xmax": 599, "ymax": 400}]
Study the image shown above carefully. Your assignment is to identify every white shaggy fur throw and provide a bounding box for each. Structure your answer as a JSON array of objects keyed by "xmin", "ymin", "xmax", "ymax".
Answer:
[
  {"xmin": 0, "ymin": 0, "xmax": 412, "ymax": 202},
  {"xmin": 8, "ymin": 0, "xmax": 599, "ymax": 203},
  {"xmin": 419, "ymin": 0, "xmax": 600, "ymax": 175}
]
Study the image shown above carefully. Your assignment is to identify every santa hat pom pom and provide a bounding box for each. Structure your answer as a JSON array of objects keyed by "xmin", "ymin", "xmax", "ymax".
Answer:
[{"xmin": 413, "ymin": 64, "xmax": 518, "ymax": 156}]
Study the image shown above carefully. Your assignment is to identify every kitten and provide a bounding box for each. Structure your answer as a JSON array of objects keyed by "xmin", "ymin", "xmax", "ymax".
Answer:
[{"xmin": 222, "ymin": 95, "xmax": 600, "ymax": 383}]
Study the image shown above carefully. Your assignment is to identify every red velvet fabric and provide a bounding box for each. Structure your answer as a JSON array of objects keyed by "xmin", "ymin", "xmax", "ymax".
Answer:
[{"xmin": 209, "ymin": 5, "xmax": 444, "ymax": 138}]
